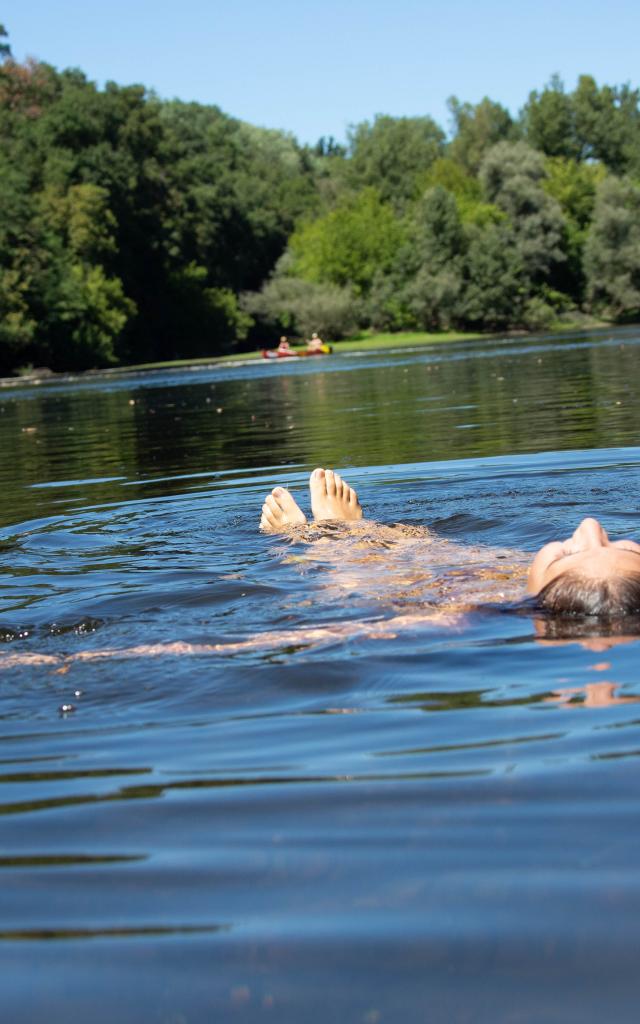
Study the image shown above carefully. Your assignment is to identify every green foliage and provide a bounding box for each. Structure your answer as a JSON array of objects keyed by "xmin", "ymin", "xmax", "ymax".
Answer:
[
  {"xmin": 366, "ymin": 270, "xmax": 417, "ymax": 332},
  {"xmin": 522, "ymin": 76, "xmax": 580, "ymax": 160},
  {"xmin": 0, "ymin": 39, "xmax": 638, "ymax": 372},
  {"xmin": 542, "ymin": 156, "xmax": 606, "ymax": 228},
  {"xmin": 420, "ymin": 157, "xmax": 480, "ymax": 200},
  {"xmin": 573, "ymin": 76, "xmax": 640, "ymax": 173},
  {"xmin": 448, "ymin": 97, "xmax": 517, "ymax": 173},
  {"xmin": 410, "ymin": 186, "xmax": 466, "ymax": 267},
  {"xmin": 0, "ymin": 23, "xmax": 11, "ymax": 61},
  {"xmin": 347, "ymin": 114, "xmax": 445, "ymax": 206},
  {"xmin": 542, "ymin": 156, "xmax": 607, "ymax": 298},
  {"xmin": 401, "ymin": 186, "xmax": 466, "ymax": 329},
  {"xmin": 584, "ymin": 176, "xmax": 640, "ymax": 319},
  {"xmin": 289, "ymin": 188, "xmax": 406, "ymax": 294},
  {"xmin": 461, "ymin": 223, "xmax": 526, "ymax": 328},
  {"xmin": 48, "ymin": 262, "xmax": 135, "ymax": 369},
  {"xmin": 0, "ymin": 56, "xmax": 58, "ymax": 120},
  {"xmin": 0, "ymin": 266, "xmax": 37, "ymax": 369},
  {"xmin": 159, "ymin": 105, "xmax": 319, "ymax": 292},
  {"xmin": 37, "ymin": 183, "xmax": 118, "ymax": 260},
  {"xmin": 420, "ymin": 159, "xmax": 503, "ymax": 227},
  {"xmin": 367, "ymin": 187, "xmax": 467, "ymax": 331},
  {"xmin": 522, "ymin": 75, "xmax": 640, "ymax": 175},
  {"xmin": 0, "ymin": 54, "xmax": 319, "ymax": 370},
  {"xmin": 407, "ymin": 189, "xmax": 466, "ymax": 327},
  {"xmin": 480, "ymin": 142, "xmax": 566, "ymax": 280},
  {"xmin": 159, "ymin": 263, "xmax": 252, "ymax": 358},
  {"xmin": 242, "ymin": 275, "xmax": 360, "ymax": 340}
]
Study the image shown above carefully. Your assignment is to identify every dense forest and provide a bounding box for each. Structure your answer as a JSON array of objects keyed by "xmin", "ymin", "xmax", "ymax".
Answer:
[{"xmin": 1, "ymin": 24, "xmax": 640, "ymax": 373}]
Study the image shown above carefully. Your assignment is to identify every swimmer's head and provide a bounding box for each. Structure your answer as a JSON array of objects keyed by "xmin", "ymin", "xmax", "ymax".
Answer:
[
  {"xmin": 536, "ymin": 571, "xmax": 640, "ymax": 618},
  {"xmin": 528, "ymin": 517, "xmax": 640, "ymax": 617}
]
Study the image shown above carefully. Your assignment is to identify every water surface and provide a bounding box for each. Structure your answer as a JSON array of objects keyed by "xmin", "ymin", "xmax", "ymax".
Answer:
[{"xmin": 2, "ymin": 328, "xmax": 640, "ymax": 1023}]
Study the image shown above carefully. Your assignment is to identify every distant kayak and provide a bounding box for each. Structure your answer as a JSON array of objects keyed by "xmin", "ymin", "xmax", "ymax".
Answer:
[{"xmin": 262, "ymin": 344, "xmax": 332, "ymax": 360}]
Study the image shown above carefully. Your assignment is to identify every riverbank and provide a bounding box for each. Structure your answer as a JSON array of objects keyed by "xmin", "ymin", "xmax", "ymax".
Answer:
[
  {"xmin": 95, "ymin": 317, "xmax": 612, "ymax": 371},
  {"xmin": 4, "ymin": 318, "xmax": 612, "ymax": 386},
  {"xmin": 122, "ymin": 329, "xmax": 486, "ymax": 372}
]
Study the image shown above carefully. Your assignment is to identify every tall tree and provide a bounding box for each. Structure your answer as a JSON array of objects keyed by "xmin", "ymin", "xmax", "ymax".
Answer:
[
  {"xmin": 347, "ymin": 114, "xmax": 445, "ymax": 206},
  {"xmin": 584, "ymin": 176, "xmax": 640, "ymax": 319},
  {"xmin": 480, "ymin": 141, "xmax": 566, "ymax": 281},
  {"xmin": 573, "ymin": 75, "xmax": 640, "ymax": 173},
  {"xmin": 288, "ymin": 187, "xmax": 406, "ymax": 294},
  {"xmin": 402, "ymin": 186, "xmax": 466, "ymax": 329},
  {"xmin": 448, "ymin": 97, "xmax": 516, "ymax": 173},
  {"xmin": 0, "ymin": 23, "xmax": 11, "ymax": 60},
  {"xmin": 521, "ymin": 75, "xmax": 580, "ymax": 160},
  {"xmin": 542, "ymin": 156, "xmax": 606, "ymax": 299},
  {"xmin": 461, "ymin": 222, "xmax": 526, "ymax": 328},
  {"xmin": 421, "ymin": 157, "xmax": 504, "ymax": 227}
]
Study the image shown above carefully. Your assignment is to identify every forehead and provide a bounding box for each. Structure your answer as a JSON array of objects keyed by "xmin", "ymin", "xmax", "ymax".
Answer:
[{"xmin": 551, "ymin": 546, "xmax": 640, "ymax": 582}]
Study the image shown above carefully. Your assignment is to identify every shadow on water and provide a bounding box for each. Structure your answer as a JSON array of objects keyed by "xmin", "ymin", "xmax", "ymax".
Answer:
[{"xmin": 1, "ymin": 328, "xmax": 640, "ymax": 1022}]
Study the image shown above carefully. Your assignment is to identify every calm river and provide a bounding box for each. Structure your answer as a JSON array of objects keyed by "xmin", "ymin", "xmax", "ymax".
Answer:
[{"xmin": 2, "ymin": 327, "xmax": 640, "ymax": 1023}]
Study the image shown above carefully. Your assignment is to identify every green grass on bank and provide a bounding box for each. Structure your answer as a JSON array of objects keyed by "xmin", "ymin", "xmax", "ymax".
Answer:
[
  {"xmin": 95, "ymin": 331, "xmax": 478, "ymax": 373},
  {"xmin": 109, "ymin": 318, "xmax": 608, "ymax": 374},
  {"xmin": 10, "ymin": 317, "xmax": 612, "ymax": 381},
  {"xmin": 325, "ymin": 330, "xmax": 491, "ymax": 352},
  {"xmin": 77, "ymin": 330, "xmax": 484, "ymax": 374}
]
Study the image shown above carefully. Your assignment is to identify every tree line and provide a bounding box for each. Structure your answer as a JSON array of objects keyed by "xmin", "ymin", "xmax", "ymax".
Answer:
[{"xmin": 1, "ymin": 26, "xmax": 639, "ymax": 374}]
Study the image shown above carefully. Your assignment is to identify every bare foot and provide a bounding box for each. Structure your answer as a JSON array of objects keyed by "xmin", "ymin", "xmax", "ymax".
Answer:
[
  {"xmin": 309, "ymin": 468, "xmax": 363, "ymax": 522},
  {"xmin": 260, "ymin": 487, "xmax": 307, "ymax": 532}
]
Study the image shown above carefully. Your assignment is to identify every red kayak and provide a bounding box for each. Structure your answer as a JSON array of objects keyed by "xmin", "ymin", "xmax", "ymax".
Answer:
[{"xmin": 262, "ymin": 344, "xmax": 332, "ymax": 360}]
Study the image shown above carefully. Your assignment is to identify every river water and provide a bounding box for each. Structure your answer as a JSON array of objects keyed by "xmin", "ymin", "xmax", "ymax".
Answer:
[{"xmin": 2, "ymin": 328, "xmax": 640, "ymax": 1022}]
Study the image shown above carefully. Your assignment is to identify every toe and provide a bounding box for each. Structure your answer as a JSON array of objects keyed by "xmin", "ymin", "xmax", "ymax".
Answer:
[
  {"xmin": 271, "ymin": 488, "xmax": 289, "ymax": 512},
  {"xmin": 260, "ymin": 504, "xmax": 275, "ymax": 530},
  {"xmin": 310, "ymin": 468, "xmax": 326, "ymax": 488},
  {"xmin": 325, "ymin": 469, "xmax": 336, "ymax": 495},
  {"xmin": 279, "ymin": 489, "xmax": 306, "ymax": 522}
]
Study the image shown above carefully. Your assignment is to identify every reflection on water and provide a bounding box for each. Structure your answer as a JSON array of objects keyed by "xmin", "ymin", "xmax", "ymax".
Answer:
[
  {"xmin": 1, "ymin": 328, "xmax": 640, "ymax": 1023},
  {"xmin": 2, "ymin": 325, "xmax": 640, "ymax": 527}
]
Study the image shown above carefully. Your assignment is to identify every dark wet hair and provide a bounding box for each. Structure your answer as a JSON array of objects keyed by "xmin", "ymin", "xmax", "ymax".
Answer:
[{"xmin": 537, "ymin": 571, "xmax": 640, "ymax": 618}]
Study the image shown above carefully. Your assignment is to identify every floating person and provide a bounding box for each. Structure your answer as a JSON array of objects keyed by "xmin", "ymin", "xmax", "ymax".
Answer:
[
  {"xmin": 277, "ymin": 336, "xmax": 291, "ymax": 353},
  {"xmin": 2, "ymin": 471, "xmax": 640, "ymax": 674},
  {"xmin": 260, "ymin": 468, "xmax": 640, "ymax": 619}
]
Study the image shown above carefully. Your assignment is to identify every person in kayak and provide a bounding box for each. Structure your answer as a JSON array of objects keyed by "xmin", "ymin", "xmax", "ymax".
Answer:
[{"xmin": 306, "ymin": 332, "xmax": 325, "ymax": 353}]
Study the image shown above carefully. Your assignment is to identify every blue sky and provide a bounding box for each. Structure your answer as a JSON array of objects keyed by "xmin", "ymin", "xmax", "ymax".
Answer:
[{"xmin": 4, "ymin": 0, "xmax": 639, "ymax": 144}]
